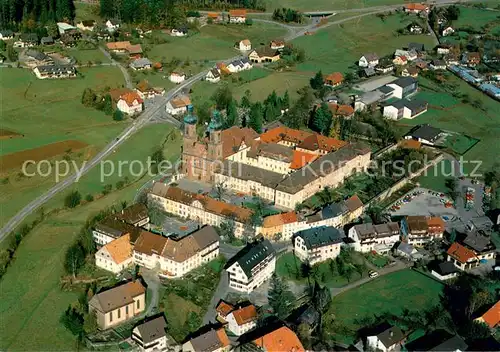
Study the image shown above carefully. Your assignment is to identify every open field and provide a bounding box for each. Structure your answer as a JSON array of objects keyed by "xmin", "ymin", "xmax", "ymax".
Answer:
[
  {"xmin": 0, "ymin": 129, "xmax": 22, "ymax": 139},
  {"xmin": 1, "ymin": 140, "xmax": 89, "ymax": 170},
  {"xmin": 400, "ymin": 75, "xmax": 500, "ymax": 174},
  {"xmin": 292, "ymin": 13, "xmax": 436, "ymax": 73},
  {"xmin": 452, "ymin": 6, "xmax": 500, "ymax": 31},
  {"xmin": 418, "ymin": 159, "xmax": 454, "ymax": 193},
  {"xmin": 324, "ymin": 269, "xmax": 444, "ymax": 344},
  {"xmin": 148, "ymin": 23, "xmax": 287, "ymax": 63},
  {"xmin": 74, "ymin": 2, "xmax": 101, "ymax": 23},
  {"xmin": 264, "ymin": 0, "xmax": 404, "ymax": 11}
]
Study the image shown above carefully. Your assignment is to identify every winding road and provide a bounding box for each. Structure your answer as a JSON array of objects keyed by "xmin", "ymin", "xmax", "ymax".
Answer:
[{"xmin": 0, "ymin": 0, "xmax": 479, "ymax": 241}]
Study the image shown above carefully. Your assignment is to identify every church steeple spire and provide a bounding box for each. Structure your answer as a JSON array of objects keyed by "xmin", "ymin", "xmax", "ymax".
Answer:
[
  {"xmin": 208, "ymin": 110, "xmax": 223, "ymax": 131},
  {"xmin": 183, "ymin": 104, "xmax": 197, "ymax": 125}
]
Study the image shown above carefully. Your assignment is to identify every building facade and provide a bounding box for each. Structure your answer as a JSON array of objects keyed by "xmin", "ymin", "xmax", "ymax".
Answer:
[
  {"xmin": 294, "ymin": 226, "xmax": 344, "ymax": 265},
  {"xmin": 348, "ymin": 222, "xmax": 400, "ymax": 253}
]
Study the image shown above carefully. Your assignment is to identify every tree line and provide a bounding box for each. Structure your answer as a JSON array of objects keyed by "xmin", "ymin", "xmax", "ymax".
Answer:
[
  {"xmin": 0, "ymin": 0, "xmax": 75, "ymax": 29},
  {"xmin": 272, "ymin": 8, "xmax": 303, "ymax": 23}
]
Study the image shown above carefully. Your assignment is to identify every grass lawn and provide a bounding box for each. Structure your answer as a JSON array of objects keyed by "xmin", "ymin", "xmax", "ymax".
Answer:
[
  {"xmin": 264, "ymin": 0, "xmax": 404, "ymax": 11},
  {"xmin": 399, "ymin": 75, "xmax": 500, "ymax": 174},
  {"xmin": 365, "ymin": 252, "xmax": 389, "ymax": 268},
  {"xmin": 417, "ymin": 160, "xmax": 454, "ymax": 193},
  {"xmin": 66, "ymin": 48, "xmax": 111, "ymax": 64},
  {"xmin": 75, "ymin": 2, "xmax": 101, "ymax": 23},
  {"xmin": 453, "ymin": 6, "xmax": 500, "ymax": 32},
  {"xmin": 147, "ymin": 23, "xmax": 287, "ymax": 63},
  {"xmin": 291, "ymin": 13, "xmax": 436, "ymax": 74},
  {"xmin": 324, "ymin": 269, "xmax": 444, "ymax": 344},
  {"xmin": 0, "ymin": 183, "xmax": 144, "ymax": 351}
]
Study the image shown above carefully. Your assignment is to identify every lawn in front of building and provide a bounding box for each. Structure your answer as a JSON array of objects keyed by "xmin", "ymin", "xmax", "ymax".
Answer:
[{"xmin": 264, "ymin": 0, "xmax": 404, "ymax": 11}]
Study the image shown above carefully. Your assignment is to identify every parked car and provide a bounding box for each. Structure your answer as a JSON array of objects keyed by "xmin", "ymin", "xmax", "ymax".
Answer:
[{"xmin": 369, "ymin": 270, "xmax": 379, "ymax": 278}]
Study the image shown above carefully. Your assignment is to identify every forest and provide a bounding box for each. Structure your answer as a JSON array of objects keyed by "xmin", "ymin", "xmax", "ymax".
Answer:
[{"xmin": 0, "ymin": 0, "xmax": 75, "ymax": 28}]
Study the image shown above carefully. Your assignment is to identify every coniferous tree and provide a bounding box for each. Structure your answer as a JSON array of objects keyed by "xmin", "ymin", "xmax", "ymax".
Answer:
[
  {"xmin": 311, "ymin": 103, "xmax": 332, "ymax": 135},
  {"xmin": 248, "ymin": 102, "xmax": 263, "ymax": 133},
  {"xmin": 225, "ymin": 99, "xmax": 238, "ymax": 128},
  {"xmin": 282, "ymin": 90, "xmax": 290, "ymax": 109},
  {"xmin": 268, "ymin": 273, "xmax": 295, "ymax": 319},
  {"xmin": 310, "ymin": 70, "xmax": 324, "ymax": 90}
]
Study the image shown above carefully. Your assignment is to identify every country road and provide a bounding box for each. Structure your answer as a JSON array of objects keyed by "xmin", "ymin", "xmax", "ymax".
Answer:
[{"xmin": 0, "ymin": 0, "xmax": 480, "ymax": 240}]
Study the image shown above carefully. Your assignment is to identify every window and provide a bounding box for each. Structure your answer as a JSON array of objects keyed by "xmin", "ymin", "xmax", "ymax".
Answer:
[
  {"xmin": 125, "ymin": 305, "xmax": 129, "ymax": 315},
  {"xmin": 137, "ymin": 300, "xmax": 140, "ymax": 309},
  {"xmin": 118, "ymin": 308, "xmax": 121, "ymax": 319},
  {"xmin": 109, "ymin": 311, "xmax": 113, "ymax": 322}
]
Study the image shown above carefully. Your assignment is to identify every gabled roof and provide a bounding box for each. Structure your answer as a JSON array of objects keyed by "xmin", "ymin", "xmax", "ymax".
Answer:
[
  {"xmin": 389, "ymin": 76, "xmax": 417, "ymax": 88},
  {"xmin": 362, "ymin": 53, "xmax": 379, "ymax": 61},
  {"xmin": 373, "ymin": 325, "xmax": 405, "ymax": 348},
  {"xmin": 345, "ymin": 194, "xmax": 363, "ymax": 212},
  {"xmin": 478, "ymin": 300, "xmax": 500, "ymax": 328},
  {"xmin": 229, "ymin": 9, "xmax": 247, "ymax": 17},
  {"xmin": 162, "ymin": 225, "xmax": 219, "ymax": 263},
  {"xmin": 253, "ymin": 326, "xmax": 305, "ymax": 352},
  {"xmin": 188, "ymin": 328, "xmax": 230, "ymax": 352},
  {"xmin": 169, "ymin": 95, "xmax": 191, "ymax": 108},
  {"xmin": 433, "ymin": 261, "xmax": 459, "ymax": 276},
  {"xmin": 324, "ymin": 72, "xmax": 344, "ymax": 85},
  {"xmin": 100, "ymin": 234, "xmax": 132, "ymax": 264},
  {"xmin": 408, "ymin": 42, "xmax": 425, "ymax": 52},
  {"xmin": 463, "ymin": 232, "xmax": 491, "ymax": 252},
  {"xmin": 404, "ymin": 3, "xmax": 429, "ymax": 11},
  {"xmin": 225, "ymin": 239, "xmax": 276, "ymax": 278},
  {"xmin": 115, "ymin": 203, "xmax": 148, "ymax": 224},
  {"xmin": 134, "ymin": 316, "xmax": 167, "ymax": 344},
  {"xmin": 408, "ymin": 124, "xmax": 442, "ymax": 141},
  {"xmin": 230, "ymin": 304, "xmax": 258, "ymax": 326},
  {"xmin": 134, "ymin": 231, "xmax": 168, "ymax": 256},
  {"xmin": 262, "ymin": 211, "xmax": 298, "ymax": 228},
  {"xmin": 90, "ymin": 281, "xmax": 145, "ymax": 313},
  {"xmin": 353, "ymin": 222, "xmax": 400, "ymax": 239},
  {"xmin": 447, "ymin": 242, "xmax": 477, "ymax": 264},
  {"xmin": 297, "ymin": 133, "xmax": 347, "ymax": 152},
  {"xmin": 106, "ymin": 41, "xmax": 131, "ymax": 50},
  {"xmin": 221, "ymin": 126, "xmax": 258, "ymax": 158},
  {"xmin": 120, "ymin": 91, "xmax": 143, "ymax": 106},
  {"xmin": 131, "ymin": 57, "xmax": 152, "ymax": 68},
  {"xmin": 95, "ymin": 217, "xmax": 140, "ymax": 241},
  {"xmin": 216, "ymin": 300, "xmax": 234, "ymax": 317},
  {"xmin": 251, "ymin": 46, "xmax": 280, "ymax": 58},
  {"xmin": 295, "ymin": 226, "xmax": 344, "ymax": 249},
  {"xmin": 127, "ymin": 44, "xmax": 143, "ymax": 54}
]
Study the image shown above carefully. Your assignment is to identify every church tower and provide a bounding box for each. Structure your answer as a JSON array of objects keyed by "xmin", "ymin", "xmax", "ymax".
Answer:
[
  {"xmin": 182, "ymin": 105, "xmax": 198, "ymax": 178},
  {"xmin": 207, "ymin": 110, "xmax": 224, "ymax": 181}
]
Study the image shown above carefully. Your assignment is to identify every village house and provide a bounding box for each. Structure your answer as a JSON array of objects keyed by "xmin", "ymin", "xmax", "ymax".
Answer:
[
  {"xmin": 132, "ymin": 316, "xmax": 171, "ymax": 352},
  {"xmin": 403, "ymin": 3, "xmax": 430, "ymax": 15},
  {"xmin": 475, "ymin": 300, "xmax": 500, "ymax": 329},
  {"xmin": 227, "ymin": 58, "xmax": 252, "ymax": 73},
  {"xmin": 14, "ymin": 33, "xmax": 38, "ymax": 47},
  {"xmin": 182, "ymin": 328, "xmax": 230, "ymax": 352},
  {"xmin": 171, "ymin": 27, "xmax": 188, "ymax": 37},
  {"xmin": 105, "ymin": 19, "xmax": 120, "ymax": 32},
  {"xmin": 229, "ymin": 9, "xmax": 247, "ymax": 24},
  {"xmin": 386, "ymin": 77, "xmax": 418, "ymax": 99},
  {"xmin": 127, "ymin": 44, "xmax": 143, "ymax": 59},
  {"xmin": 462, "ymin": 231, "xmax": 497, "ymax": 262},
  {"xmin": 25, "ymin": 49, "xmax": 53, "ymax": 67},
  {"xmin": 165, "ymin": 95, "xmax": 191, "ymax": 115},
  {"xmin": 358, "ymin": 53, "xmax": 379, "ymax": 67},
  {"xmin": 248, "ymin": 47, "xmax": 280, "ymax": 63},
  {"xmin": 169, "ymin": 71, "xmax": 186, "ymax": 84},
  {"xmin": 405, "ymin": 124, "xmax": 442, "ymax": 146},
  {"xmin": 462, "ymin": 52, "xmax": 481, "ymax": 67},
  {"xmin": 408, "ymin": 42, "xmax": 425, "ymax": 54},
  {"xmin": 135, "ymin": 80, "xmax": 165, "ymax": 100},
  {"xmin": 40, "ymin": 36, "xmax": 54, "ymax": 45},
  {"xmin": 366, "ymin": 324, "xmax": 406, "ymax": 352},
  {"xmin": 89, "ymin": 281, "xmax": 146, "ymax": 330},
  {"xmin": 376, "ymin": 63, "xmax": 395, "ymax": 74},
  {"xmin": 33, "ymin": 64, "xmax": 76, "ymax": 79},
  {"xmin": 383, "ymin": 99, "xmax": 428, "ymax": 120},
  {"xmin": 130, "ymin": 58, "xmax": 153, "ymax": 70},
  {"xmin": 206, "ymin": 68, "xmax": 221, "ymax": 83},
  {"xmin": 401, "ymin": 216, "xmax": 444, "ymax": 246},
  {"xmin": 402, "ymin": 66, "xmax": 419, "ymax": 77},
  {"xmin": 115, "ymin": 203, "xmax": 149, "ymax": 227},
  {"xmin": 393, "ymin": 55, "xmax": 408, "ymax": 66},
  {"xmin": 110, "ymin": 89, "xmax": 144, "ymax": 115},
  {"xmin": 324, "ymin": 72, "xmax": 344, "ymax": 87},
  {"xmin": 294, "ymin": 226, "xmax": 344, "ymax": 265},
  {"xmin": 408, "ymin": 23, "xmax": 423, "ymax": 34},
  {"xmin": 329, "ymin": 103, "xmax": 355, "ymax": 119},
  {"xmin": 93, "ymin": 217, "xmax": 139, "ymax": 246},
  {"xmin": 225, "ymin": 304, "xmax": 258, "ymax": 336},
  {"xmin": 445, "ymin": 52, "xmax": 460, "ymax": 66},
  {"xmin": 247, "ymin": 325, "xmax": 305, "ymax": 352},
  {"xmin": 436, "ymin": 44, "xmax": 452, "ymax": 55},
  {"xmin": 447, "ymin": 242, "xmax": 479, "ymax": 271},
  {"xmin": 270, "ymin": 39, "xmax": 285, "ymax": 50},
  {"xmin": 77, "ymin": 20, "xmax": 96, "ymax": 31},
  {"xmin": 354, "ymin": 90, "xmax": 385, "ymax": 111},
  {"xmin": 207, "ymin": 12, "xmax": 221, "ymax": 23},
  {"xmin": 60, "ymin": 34, "xmax": 76, "ymax": 48},
  {"xmin": 431, "ymin": 261, "xmax": 460, "ymax": 281},
  {"xmin": 95, "ymin": 234, "xmax": 133, "ymax": 273},
  {"xmin": 57, "ymin": 22, "xmax": 76, "ymax": 35},
  {"xmin": 226, "ymin": 238, "xmax": 276, "ymax": 293},
  {"xmin": 0, "ymin": 29, "xmax": 14, "ymax": 40},
  {"xmin": 237, "ymin": 39, "xmax": 251, "ymax": 51},
  {"xmin": 395, "ymin": 49, "xmax": 418, "ymax": 61},
  {"xmin": 106, "ymin": 41, "xmax": 132, "ymax": 53},
  {"xmin": 259, "ymin": 211, "xmax": 298, "ymax": 241},
  {"xmin": 441, "ymin": 26, "xmax": 455, "ymax": 36},
  {"xmin": 216, "ymin": 300, "xmax": 234, "ymax": 322},
  {"xmin": 348, "ymin": 222, "xmax": 400, "ymax": 253}
]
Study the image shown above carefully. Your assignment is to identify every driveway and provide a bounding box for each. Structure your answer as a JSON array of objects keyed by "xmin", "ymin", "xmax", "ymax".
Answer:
[
  {"xmin": 203, "ymin": 270, "xmax": 229, "ymax": 325},
  {"xmin": 141, "ymin": 268, "xmax": 161, "ymax": 316}
]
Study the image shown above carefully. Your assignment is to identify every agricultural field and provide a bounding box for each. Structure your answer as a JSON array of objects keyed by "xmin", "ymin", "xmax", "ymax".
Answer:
[
  {"xmin": 264, "ymin": 0, "xmax": 404, "ymax": 11},
  {"xmin": 452, "ymin": 6, "xmax": 500, "ymax": 32},
  {"xmin": 401, "ymin": 75, "xmax": 500, "ymax": 174},
  {"xmin": 324, "ymin": 269, "xmax": 444, "ymax": 344},
  {"xmin": 147, "ymin": 22, "xmax": 287, "ymax": 63},
  {"xmin": 291, "ymin": 13, "xmax": 436, "ymax": 74}
]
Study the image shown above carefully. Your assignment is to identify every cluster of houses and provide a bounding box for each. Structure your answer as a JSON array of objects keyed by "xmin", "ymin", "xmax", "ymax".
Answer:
[{"xmin": 22, "ymin": 49, "xmax": 77, "ymax": 79}]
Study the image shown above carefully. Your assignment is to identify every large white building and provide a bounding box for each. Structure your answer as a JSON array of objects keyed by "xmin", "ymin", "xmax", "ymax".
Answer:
[
  {"xmin": 95, "ymin": 234, "xmax": 134, "ymax": 273},
  {"xmin": 294, "ymin": 226, "xmax": 344, "ymax": 265},
  {"xmin": 165, "ymin": 95, "xmax": 191, "ymax": 116},
  {"xmin": 225, "ymin": 304, "xmax": 258, "ymax": 336},
  {"xmin": 226, "ymin": 239, "xmax": 276, "ymax": 293},
  {"xmin": 348, "ymin": 222, "xmax": 400, "ymax": 253},
  {"xmin": 400, "ymin": 216, "xmax": 445, "ymax": 246}
]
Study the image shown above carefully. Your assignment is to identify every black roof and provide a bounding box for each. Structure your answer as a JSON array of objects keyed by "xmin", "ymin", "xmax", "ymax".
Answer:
[
  {"xmin": 434, "ymin": 261, "xmax": 459, "ymax": 275},
  {"xmin": 225, "ymin": 238, "xmax": 276, "ymax": 278},
  {"xmin": 295, "ymin": 226, "xmax": 344, "ymax": 249},
  {"xmin": 408, "ymin": 42, "xmax": 425, "ymax": 52},
  {"xmin": 391, "ymin": 76, "xmax": 417, "ymax": 88},
  {"xmin": 134, "ymin": 316, "xmax": 167, "ymax": 344},
  {"xmin": 37, "ymin": 64, "xmax": 75, "ymax": 73},
  {"xmin": 379, "ymin": 85, "xmax": 394, "ymax": 94},
  {"xmin": 406, "ymin": 330, "xmax": 467, "ymax": 351},
  {"xmin": 408, "ymin": 124, "xmax": 442, "ymax": 142},
  {"xmin": 463, "ymin": 232, "xmax": 492, "ymax": 252},
  {"xmin": 404, "ymin": 99, "xmax": 428, "ymax": 113}
]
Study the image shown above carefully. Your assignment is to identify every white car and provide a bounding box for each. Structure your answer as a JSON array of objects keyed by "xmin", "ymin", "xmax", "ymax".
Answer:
[{"xmin": 369, "ymin": 270, "xmax": 379, "ymax": 278}]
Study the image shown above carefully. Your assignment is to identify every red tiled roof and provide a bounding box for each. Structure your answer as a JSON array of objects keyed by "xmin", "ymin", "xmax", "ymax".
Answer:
[
  {"xmin": 262, "ymin": 211, "xmax": 298, "ymax": 228},
  {"xmin": 222, "ymin": 126, "xmax": 259, "ymax": 158},
  {"xmin": 231, "ymin": 305, "xmax": 258, "ymax": 325},
  {"xmin": 253, "ymin": 326, "xmax": 305, "ymax": 352},
  {"xmin": 106, "ymin": 41, "xmax": 131, "ymax": 50},
  {"xmin": 290, "ymin": 150, "xmax": 318, "ymax": 169},
  {"xmin": 324, "ymin": 72, "xmax": 344, "ymax": 85},
  {"xmin": 120, "ymin": 91, "xmax": 143, "ymax": 106},
  {"xmin": 479, "ymin": 300, "xmax": 500, "ymax": 328},
  {"xmin": 404, "ymin": 3, "xmax": 429, "ymax": 11},
  {"xmin": 447, "ymin": 242, "xmax": 477, "ymax": 264},
  {"xmin": 229, "ymin": 9, "xmax": 247, "ymax": 17},
  {"xmin": 216, "ymin": 329, "xmax": 230, "ymax": 348},
  {"xmin": 427, "ymin": 216, "xmax": 445, "ymax": 233},
  {"xmin": 328, "ymin": 103, "xmax": 355, "ymax": 117},
  {"xmin": 298, "ymin": 133, "xmax": 347, "ymax": 153},
  {"xmin": 216, "ymin": 301, "xmax": 234, "ymax": 317},
  {"xmin": 207, "ymin": 12, "xmax": 219, "ymax": 18},
  {"xmin": 399, "ymin": 139, "xmax": 422, "ymax": 149},
  {"xmin": 260, "ymin": 126, "xmax": 311, "ymax": 144}
]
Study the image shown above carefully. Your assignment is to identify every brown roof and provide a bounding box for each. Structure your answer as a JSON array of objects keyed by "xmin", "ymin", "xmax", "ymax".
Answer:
[
  {"xmin": 229, "ymin": 9, "xmax": 247, "ymax": 17},
  {"xmin": 404, "ymin": 3, "xmax": 428, "ymax": 11},
  {"xmin": 406, "ymin": 215, "xmax": 429, "ymax": 232},
  {"xmin": 109, "ymin": 88, "xmax": 132, "ymax": 102},
  {"xmin": 231, "ymin": 304, "xmax": 258, "ymax": 325},
  {"xmin": 90, "ymin": 281, "xmax": 145, "ymax": 313},
  {"xmin": 427, "ymin": 216, "xmax": 444, "ymax": 233},
  {"xmin": 324, "ymin": 72, "xmax": 344, "ymax": 85},
  {"xmin": 241, "ymin": 39, "xmax": 251, "ymax": 46},
  {"xmin": 248, "ymin": 142, "xmax": 294, "ymax": 162},
  {"xmin": 271, "ymin": 39, "xmax": 285, "ymax": 46},
  {"xmin": 260, "ymin": 126, "xmax": 310, "ymax": 144},
  {"xmin": 101, "ymin": 234, "xmax": 132, "ymax": 264},
  {"xmin": 106, "ymin": 41, "xmax": 131, "ymax": 50},
  {"xmin": 216, "ymin": 301, "xmax": 234, "ymax": 317},
  {"xmin": 253, "ymin": 326, "xmax": 305, "ymax": 352},
  {"xmin": 120, "ymin": 91, "xmax": 143, "ymax": 106},
  {"xmin": 127, "ymin": 44, "xmax": 143, "ymax": 54},
  {"xmin": 162, "ymin": 226, "xmax": 219, "ymax": 263},
  {"xmin": 222, "ymin": 126, "xmax": 259, "ymax": 158},
  {"xmin": 345, "ymin": 194, "xmax": 363, "ymax": 212},
  {"xmin": 298, "ymin": 133, "xmax": 347, "ymax": 153},
  {"xmin": 136, "ymin": 80, "xmax": 151, "ymax": 92},
  {"xmin": 399, "ymin": 139, "xmax": 421, "ymax": 149},
  {"xmin": 262, "ymin": 212, "xmax": 298, "ymax": 228},
  {"xmin": 115, "ymin": 203, "xmax": 149, "ymax": 225},
  {"xmin": 169, "ymin": 95, "xmax": 191, "ymax": 109},
  {"xmin": 207, "ymin": 12, "xmax": 219, "ymax": 19},
  {"xmin": 134, "ymin": 231, "xmax": 168, "ymax": 256},
  {"xmin": 447, "ymin": 242, "xmax": 477, "ymax": 263},
  {"xmin": 327, "ymin": 103, "xmax": 355, "ymax": 117},
  {"xmin": 252, "ymin": 46, "xmax": 280, "ymax": 58}
]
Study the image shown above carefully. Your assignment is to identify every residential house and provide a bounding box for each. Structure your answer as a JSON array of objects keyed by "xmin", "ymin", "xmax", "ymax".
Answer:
[
  {"xmin": 229, "ymin": 9, "xmax": 247, "ymax": 24},
  {"xmin": 14, "ymin": 33, "xmax": 38, "ymax": 47},
  {"xmin": 354, "ymin": 90, "xmax": 385, "ymax": 111},
  {"xmin": 127, "ymin": 44, "xmax": 143, "ymax": 59},
  {"xmin": 431, "ymin": 261, "xmax": 460, "ymax": 281},
  {"xmin": 403, "ymin": 3, "xmax": 429, "ymax": 15},
  {"xmin": 348, "ymin": 222, "xmax": 400, "ymax": 253},
  {"xmin": 130, "ymin": 58, "xmax": 153, "ymax": 70},
  {"xmin": 33, "ymin": 64, "xmax": 76, "ymax": 79},
  {"xmin": 105, "ymin": 19, "xmax": 120, "ymax": 32},
  {"xmin": 447, "ymin": 242, "xmax": 479, "ymax": 271},
  {"xmin": 393, "ymin": 55, "xmax": 408, "ymax": 66},
  {"xmin": 358, "ymin": 53, "xmax": 379, "ymax": 67},
  {"xmin": 430, "ymin": 59, "xmax": 446, "ymax": 70},
  {"xmin": 376, "ymin": 63, "xmax": 394, "ymax": 74},
  {"xmin": 110, "ymin": 89, "xmax": 144, "ymax": 115},
  {"xmin": 25, "ymin": 49, "xmax": 53, "ymax": 67},
  {"xmin": 227, "ymin": 59, "xmax": 248, "ymax": 73},
  {"xmin": 294, "ymin": 226, "xmax": 344, "ymax": 265},
  {"xmin": 77, "ymin": 20, "xmax": 96, "ymax": 31},
  {"xmin": 401, "ymin": 216, "xmax": 445, "ymax": 246},
  {"xmin": 106, "ymin": 41, "xmax": 132, "ymax": 53},
  {"xmin": 169, "ymin": 71, "xmax": 186, "ymax": 84},
  {"xmin": 207, "ymin": 12, "xmax": 221, "ymax": 23},
  {"xmin": 225, "ymin": 238, "xmax": 276, "ymax": 293},
  {"xmin": 404, "ymin": 124, "xmax": 442, "ymax": 145},
  {"xmin": 225, "ymin": 304, "xmax": 258, "ymax": 336},
  {"xmin": 171, "ymin": 27, "xmax": 188, "ymax": 37},
  {"xmin": 462, "ymin": 52, "xmax": 481, "ymax": 67},
  {"xmin": 135, "ymin": 80, "xmax": 165, "ymax": 100},
  {"xmin": 436, "ymin": 44, "xmax": 452, "ymax": 55},
  {"xmin": 394, "ymin": 242, "xmax": 421, "ymax": 260},
  {"xmin": 40, "ymin": 36, "xmax": 54, "ymax": 45},
  {"xmin": 324, "ymin": 72, "xmax": 344, "ymax": 87},
  {"xmin": 216, "ymin": 300, "xmax": 234, "ymax": 322},
  {"xmin": 361, "ymin": 67, "xmax": 377, "ymax": 77},
  {"xmin": 165, "ymin": 95, "xmax": 191, "ymax": 115},
  {"xmin": 270, "ymin": 39, "xmax": 285, "ymax": 50},
  {"xmin": 89, "ymin": 281, "xmax": 146, "ymax": 330},
  {"xmin": 383, "ymin": 99, "xmax": 428, "ymax": 120},
  {"xmin": 408, "ymin": 23, "xmax": 423, "ymax": 34},
  {"xmin": 57, "ymin": 22, "xmax": 76, "ymax": 35},
  {"xmin": 259, "ymin": 211, "xmax": 298, "ymax": 241},
  {"xmin": 248, "ymin": 47, "xmax": 280, "ymax": 63},
  {"xmin": 441, "ymin": 26, "xmax": 455, "ymax": 36},
  {"xmin": 0, "ymin": 29, "xmax": 14, "ymax": 40},
  {"xmin": 408, "ymin": 42, "xmax": 425, "ymax": 54},
  {"xmin": 414, "ymin": 59, "xmax": 428, "ymax": 71},
  {"xmin": 93, "ymin": 217, "xmax": 139, "ymax": 246},
  {"xmin": 462, "ymin": 231, "xmax": 497, "ymax": 262},
  {"xmin": 95, "ymin": 234, "xmax": 133, "ymax": 273},
  {"xmin": 402, "ymin": 66, "xmax": 419, "ymax": 77},
  {"xmin": 132, "ymin": 316, "xmax": 170, "ymax": 352},
  {"xmin": 444, "ymin": 53, "xmax": 460, "ymax": 66},
  {"xmin": 406, "ymin": 330, "xmax": 468, "ymax": 352},
  {"xmin": 250, "ymin": 326, "xmax": 305, "ymax": 352},
  {"xmin": 366, "ymin": 324, "xmax": 406, "ymax": 352},
  {"xmin": 475, "ymin": 300, "xmax": 500, "ymax": 329},
  {"xmin": 395, "ymin": 49, "xmax": 417, "ymax": 61},
  {"xmin": 182, "ymin": 328, "xmax": 230, "ymax": 352},
  {"xmin": 328, "ymin": 103, "xmax": 355, "ymax": 119},
  {"xmin": 386, "ymin": 77, "xmax": 418, "ymax": 98},
  {"xmin": 115, "ymin": 203, "xmax": 149, "ymax": 227},
  {"xmin": 206, "ymin": 68, "xmax": 221, "ymax": 83},
  {"xmin": 237, "ymin": 39, "xmax": 251, "ymax": 51},
  {"xmin": 132, "ymin": 231, "xmax": 168, "ymax": 270}
]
